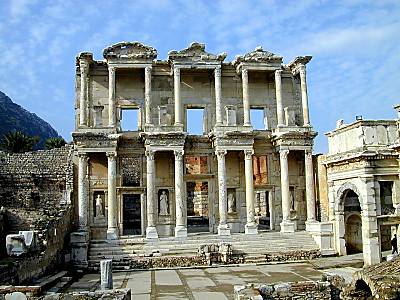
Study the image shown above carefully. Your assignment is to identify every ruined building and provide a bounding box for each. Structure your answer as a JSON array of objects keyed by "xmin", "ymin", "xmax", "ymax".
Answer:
[
  {"xmin": 71, "ymin": 42, "xmax": 319, "ymax": 266},
  {"xmin": 317, "ymin": 111, "xmax": 400, "ymax": 266}
]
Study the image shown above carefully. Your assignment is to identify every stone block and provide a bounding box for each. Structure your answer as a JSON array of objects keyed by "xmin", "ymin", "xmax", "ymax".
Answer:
[
  {"xmin": 70, "ymin": 231, "xmax": 89, "ymax": 268},
  {"xmin": 6, "ymin": 234, "xmax": 27, "ymax": 256},
  {"xmin": 280, "ymin": 221, "xmax": 295, "ymax": 233},
  {"xmin": 100, "ymin": 259, "xmax": 113, "ymax": 290},
  {"xmin": 19, "ymin": 231, "xmax": 38, "ymax": 251}
]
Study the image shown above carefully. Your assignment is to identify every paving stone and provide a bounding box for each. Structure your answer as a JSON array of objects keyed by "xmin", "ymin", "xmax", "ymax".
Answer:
[
  {"xmin": 186, "ymin": 277, "xmax": 215, "ymax": 289},
  {"xmin": 155, "ymin": 270, "xmax": 182, "ymax": 286},
  {"xmin": 192, "ymin": 292, "xmax": 229, "ymax": 300}
]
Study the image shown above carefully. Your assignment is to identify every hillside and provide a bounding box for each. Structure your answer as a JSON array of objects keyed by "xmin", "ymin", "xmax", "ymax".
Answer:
[{"xmin": 0, "ymin": 91, "xmax": 60, "ymax": 149}]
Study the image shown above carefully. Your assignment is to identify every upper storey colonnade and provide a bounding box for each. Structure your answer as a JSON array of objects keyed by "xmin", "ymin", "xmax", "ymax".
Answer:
[{"xmin": 76, "ymin": 42, "xmax": 312, "ymax": 132}]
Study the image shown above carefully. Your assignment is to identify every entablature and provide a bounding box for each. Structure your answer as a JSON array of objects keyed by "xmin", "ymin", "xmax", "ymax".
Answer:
[
  {"xmin": 287, "ymin": 56, "xmax": 312, "ymax": 75},
  {"xmin": 233, "ymin": 46, "xmax": 283, "ymax": 73},
  {"xmin": 73, "ymin": 132, "xmax": 121, "ymax": 152}
]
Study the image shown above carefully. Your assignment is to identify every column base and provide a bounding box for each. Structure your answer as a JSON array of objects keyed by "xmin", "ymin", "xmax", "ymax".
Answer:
[
  {"xmin": 107, "ymin": 228, "xmax": 119, "ymax": 240},
  {"xmin": 218, "ymin": 224, "xmax": 231, "ymax": 236},
  {"xmin": 175, "ymin": 225, "xmax": 187, "ymax": 238},
  {"xmin": 70, "ymin": 230, "xmax": 90, "ymax": 269},
  {"xmin": 146, "ymin": 226, "xmax": 159, "ymax": 239},
  {"xmin": 305, "ymin": 220, "xmax": 319, "ymax": 232},
  {"xmin": 280, "ymin": 221, "xmax": 295, "ymax": 233},
  {"xmin": 245, "ymin": 222, "xmax": 258, "ymax": 235}
]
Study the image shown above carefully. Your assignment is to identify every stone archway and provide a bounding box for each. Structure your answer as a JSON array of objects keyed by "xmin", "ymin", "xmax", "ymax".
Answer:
[{"xmin": 343, "ymin": 189, "xmax": 363, "ymax": 254}]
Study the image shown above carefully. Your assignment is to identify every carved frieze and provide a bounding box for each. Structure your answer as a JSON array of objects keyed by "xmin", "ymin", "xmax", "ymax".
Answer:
[{"xmin": 73, "ymin": 132, "xmax": 120, "ymax": 149}]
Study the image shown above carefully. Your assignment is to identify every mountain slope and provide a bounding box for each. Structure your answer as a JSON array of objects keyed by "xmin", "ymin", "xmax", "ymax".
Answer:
[{"xmin": 0, "ymin": 91, "xmax": 60, "ymax": 149}]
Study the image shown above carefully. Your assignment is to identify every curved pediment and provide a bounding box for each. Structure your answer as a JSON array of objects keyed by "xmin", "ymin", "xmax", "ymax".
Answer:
[
  {"xmin": 233, "ymin": 46, "xmax": 283, "ymax": 67},
  {"xmin": 103, "ymin": 41, "xmax": 157, "ymax": 61},
  {"xmin": 168, "ymin": 42, "xmax": 227, "ymax": 64}
]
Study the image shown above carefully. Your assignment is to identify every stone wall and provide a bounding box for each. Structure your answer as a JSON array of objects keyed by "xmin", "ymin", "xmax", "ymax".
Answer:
[
  {"xmin": 0, "ymin": 146, "xmax": 73, "ymax": 210},
  {"xmin": 0, "ymin": 146, "xmax": 74, "ymax": 284}
]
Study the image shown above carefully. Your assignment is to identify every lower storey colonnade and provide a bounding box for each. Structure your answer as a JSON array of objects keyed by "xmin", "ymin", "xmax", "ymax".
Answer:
[{"xmin": 76, "ymin": 147, "xmax": 317, "ymax": 240}]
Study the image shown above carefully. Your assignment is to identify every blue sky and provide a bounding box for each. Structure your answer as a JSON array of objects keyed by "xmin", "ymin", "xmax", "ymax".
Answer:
[{"xmin": 0, "ymin": 0, "xmax": 399, "ymax": 153}]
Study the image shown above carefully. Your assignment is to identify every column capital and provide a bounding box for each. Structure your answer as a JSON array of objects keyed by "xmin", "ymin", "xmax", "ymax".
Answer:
[
  {"xmin": 280, "ymin": 149, "xmax": 289, "ymax": 159},
  {"xmin": 145, "ymin": 66, "xmax": 152, "ymax": 75},
  {"xmin": 242, "ymin": 68, "xmax": 249, "ymax": 77},
  {"xmin": 299, "ymin": 64, "xmax": 306, "ymax": 76},
  {"xmin": 106, "ymin": 151, "xmax": 117, "ymax": 160},
  {"xmin": 215, "ymin": 149, "xmax": 227, "ymax": 158},
  {"xmin": 275, "ymin": 69, "xmax": 282, "ymax": 76},
  {"xmin": 214, "ymin": 65, "xmax": 221, "ymax": 77},
  {"xmin": 145, "ymin": 150, "xmax": 155, "ymax": 160},
  {"xmin": 305, "ymin": 148, "xmax": 313, "ymax": 157},
  {"xmin": 174, "ymin": 66, "xmax": 180, "ymax": 76},
  {"xmin": 244, "ymin": 149, "xmax": 254, "ymax": 159},
  {"xmin": 174, "ymin": 149, "xmax": 184, "ymax": 160},
  {"xmin": 79, "ymin": 60, "xmax": 90, "ymax": 75},
  {"xmin": 108, "ymin": 65, "xmax": 116, "ymax": 74},
  {"xmin": 78, "ymin": 152, "xmax": 88, "ymax": 158}
]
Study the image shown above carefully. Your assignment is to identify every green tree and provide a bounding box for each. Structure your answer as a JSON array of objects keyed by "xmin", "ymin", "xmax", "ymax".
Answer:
[
  {"xmin": 1, "ymin": 131, "xmax": 39, "ymax": 153},
  {"xmin": 44, "ymin": 137, "xmax": 66, "ymax": 149}
]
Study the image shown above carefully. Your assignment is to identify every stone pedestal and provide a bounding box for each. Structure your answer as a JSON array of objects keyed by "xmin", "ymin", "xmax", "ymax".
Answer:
[
  {"xmin": 387, "ymin": 254, "xmax": 398, "ymax": 261},
  {"xmin": 100, "ymin": 259, "xmax": 113, "ymax": 290},
  {"xmin": 218, "ymin": 224, "xmax": 231, "ymax": 236},
  {"xmin": 175, "ymin": 225, "xmax": 187, "ymax": 238},
  {"xmin": 280, "ymin": 221, "xmax": 295, "ymax": 233},
  {"xmin": 245, "ymin": 223, "xmax": 258, "ymax": 235},
  {"xmin": 146, "ymin": 226, "xmax": 158, "ymax": 239},
  {"xmin": 70, "ymin": 231, "xmax": 89, "ymax": 268}
]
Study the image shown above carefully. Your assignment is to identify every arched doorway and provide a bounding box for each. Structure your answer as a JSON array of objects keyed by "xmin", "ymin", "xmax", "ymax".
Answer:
[{"xmin": 343, "ymin": 190, "xmax": 363, "ymax": 254}]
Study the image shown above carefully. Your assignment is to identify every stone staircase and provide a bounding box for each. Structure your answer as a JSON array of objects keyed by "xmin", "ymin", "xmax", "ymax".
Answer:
[{"xmin": 88, "ymin": 231, "xmax": 320, "ymax": 270}]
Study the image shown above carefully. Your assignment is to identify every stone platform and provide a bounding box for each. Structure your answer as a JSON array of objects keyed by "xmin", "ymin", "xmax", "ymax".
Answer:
[{"xmin": 88, "ymin": 231, "xmax": 320, "ymax": 270}]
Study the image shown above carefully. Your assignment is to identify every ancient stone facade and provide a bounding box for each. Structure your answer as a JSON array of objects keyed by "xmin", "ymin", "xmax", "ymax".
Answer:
[
  {"xmin": 317, "ymin": 114, "xmax": 400, "ymax": 265},
  {"xmin": 71, "ymin": 41, "xmax": 318, "ymax": 266}
]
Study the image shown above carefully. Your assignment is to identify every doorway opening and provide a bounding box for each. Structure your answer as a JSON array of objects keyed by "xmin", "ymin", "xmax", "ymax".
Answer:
[
  {"xmin": 122, "ymin": 194, "xmax": 141, "ymax": 235},
  {"xmin": 343, "ymin": 190, "xmax": 362, "ymax": 254},
  {"xmin": 255, "ymin": 190, "xmax": 270, "ymax": 230},
  {"xmin": 186, "ymin": 181, "xmax": 209, "ymax": 233}
]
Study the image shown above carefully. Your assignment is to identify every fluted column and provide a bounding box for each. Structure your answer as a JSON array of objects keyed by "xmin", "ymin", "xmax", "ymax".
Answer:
[
  {"xmin": 78, "ymin": 152, "xmax": 89, "ymax": 230},
  {"xmin": 174, "ymin": 149, "xmax": 187, "ymax": 238},
  {"xmin": 244, "ymin": 150, "xmax": 258, "ymax": 234},
  {"xmin": 275, "ymin": 70, "xmax": 284, "ymax": 126},
  {"xmin": 305, "ymin": 149, "xmax": 316, "ymax": 223},
  {"xmin": 216, "ymin": 149, "xmax": 230, "ymax": 235},
  {"xmin": 279, "ymin": 149, "xmax": 294, "ymax": 233},
  {"xmin": 79, "ymin": 61, "xmax": 89, "ymax": 127},
  {"xmin": 146, "ymin": 150, "xmax": 158, "ymax": 239},
  {"xmin": 107, "ymin": 152, "xmax": 118, "ymax": 239},
  {"xmin": 215, "ymin": 66, "xmax": 223, "ymax": 125},
  {"xmin": 145, "ymin": 66, "xmax": 152, "ymax": 125},
  {"xmin": 108, "ymin": 66, "xmax": 116, "ymax": 127},
  {"xmin": 242, "ymin": 68, "xmax": 251, "ymax": 126},
  {"xmin": 299, "ymin": 65, "xmax": 310, "ymax": 126},
  {"xmin": 174, "ymin": 67, "xmax": 182, "ymax": 126}
]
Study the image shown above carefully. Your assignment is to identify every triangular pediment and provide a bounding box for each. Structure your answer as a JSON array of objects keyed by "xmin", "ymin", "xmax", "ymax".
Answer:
[
  {"xmin": 168, "ymin": 42, "xmax": 226, "ymax": 63},
  {"xmin": 103, "ymin": 41, "xmax": 157, "ymax": 60},
  {"xmin": 233, "ymin": 46, "xmax": 282, "ymax": 66}
]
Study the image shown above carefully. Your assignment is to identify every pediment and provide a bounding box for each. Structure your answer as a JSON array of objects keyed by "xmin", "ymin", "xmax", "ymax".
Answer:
[
  {"xmin": 103, "ymin": 41, "xmax": 157, "ymax": 60},
  {"xmin": 233, "ymin": 46, "xmax": 283, "ymax": 66},
  {"xmin": 168, "ymin": 42, "xmax": 227, "ymax": 63}
]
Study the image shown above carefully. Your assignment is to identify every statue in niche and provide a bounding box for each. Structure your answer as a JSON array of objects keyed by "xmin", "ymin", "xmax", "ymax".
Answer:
[
  {"xmin": 228, "ymin": 192, "xmax": 236, "ymax": 213},
  {"xmin": 159, "ymin": 190, "xmax": 169, "ymax": 215},
  {"xmin": 95, "ymin": 194, "xmax": 104, "ymax": 217}
]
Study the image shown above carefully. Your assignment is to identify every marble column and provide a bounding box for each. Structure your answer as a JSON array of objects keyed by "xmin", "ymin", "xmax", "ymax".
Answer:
[
  {"xmin": 275, "ymin": 70, "xmax": 284, "ymax": 126},
  {"xmin": 146, "ymin": 150, "xmax": 158, "ymax": 239},
  {"xmin": 279, "ymin": 149, "xmax": 294, "ymax": 233},
  {"xmin": 108, "ymin": 66, "xmax": 116, "ymax": 127},
  {"xmin": 145, "ymin": 66, "xmax": 152, "ymax": 125},
  {"xmin": 216, "ymin": 149, "xmax": 230, "ymax": 235},
  {"xmin": 107, "ymin": 152, "xmax": 118, "ymax": 240},
  {"xmin": 174, "ymin": 67, "xmax": 182, "ymax": 126},
  {"xmin": 78, "ymin": 152, "xmax": 89, "ymax": 230},
  {"xmin": 174, "ymin": 149, "xmax": 187, "ymax": 238},
  {"xmin": 299, "ymin": 65, "xmax": 310, "ymax": 126},
  {"xmin": 242, "ymin": 68, "xmax": 251, "ymax": 126},
  {"xmin": 305, "ymin": 149, "xmax": 317, "ymax": 226},
  {"xmin": 215, "ymin": 66, "xmax": 223, "ymax": 125},
  {"xmin": 244, "ymin": 150, "xmax": 258, "ymax": 234},
  {"xmin": 79, "ymin": 60, "xmax": 89, "ymax": 127}
]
